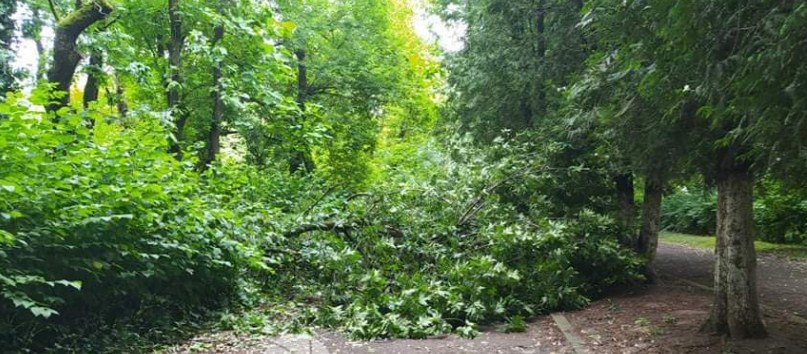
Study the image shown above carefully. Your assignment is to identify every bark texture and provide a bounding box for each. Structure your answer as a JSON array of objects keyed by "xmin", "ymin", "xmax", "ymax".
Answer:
[
  {"xmin": 702, "ymin": 159, "xmax": 767, "ymax": 338},
  {"xmin": 46, "ymin": 0, "xmax": 114, "ymax": 112},
  {"xmin": 637, "ymin": 175, "xmax": 663, "ymax": 281}
]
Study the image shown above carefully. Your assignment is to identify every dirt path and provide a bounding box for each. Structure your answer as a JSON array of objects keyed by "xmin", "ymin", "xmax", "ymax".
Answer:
[{"xmin": 655, "ymin": 242, "xmax": 807, "ymax": 319}]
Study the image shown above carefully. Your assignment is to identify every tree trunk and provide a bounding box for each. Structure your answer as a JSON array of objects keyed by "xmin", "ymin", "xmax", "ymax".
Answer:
[
  {"xmin": 202, "ymin": 18, "xmax": 225, "ymax": 169},
  {"xmin": 614, "ymin": 173, "xmax": 636, "ymax": 244},
  {"xmin": 46, "ymin": 0, "xmax": 114, "ymax": 112},
  {"xmin": 167, "ymin": 0, "xmax": 187, "ymax": 158},
  {"xmin": 636, "ymin": 175, "xmax": 663, "ymax": 282},
  {"xmin": 0, "ymin": 0, "xmax": 18, "ymax": 95},
  {"xmin": 82, "ymin": 51, "xmax": 103, "ymax": 110},
  {"xmin": 701, "ymin": 158, "xmax": 767, "ymax": 338},
  {"xmin": 289, "ymin": 48, "xmax": 314, "ymax": 174},
  {"xmin": 113, "ymin": 74, "xmax": 127, "ymax": 117}
]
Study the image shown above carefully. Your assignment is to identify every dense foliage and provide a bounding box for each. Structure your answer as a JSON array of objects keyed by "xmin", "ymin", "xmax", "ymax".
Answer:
[
  {"xmin": 0, "ymin": 1, "xmax": 648, "ymax": 351},
  {"xmin": 0, "ymin": 92, "xmax": 267, "ymax": 350},
  {"xmin": 2, "ymin": 0, "xmax": 805, "ymax": 349}
]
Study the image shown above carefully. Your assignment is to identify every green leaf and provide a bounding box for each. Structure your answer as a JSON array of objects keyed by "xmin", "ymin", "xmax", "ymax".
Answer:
[{"xmin": 30, "ymin": 306, "xmax": 59, "ymax": 318}]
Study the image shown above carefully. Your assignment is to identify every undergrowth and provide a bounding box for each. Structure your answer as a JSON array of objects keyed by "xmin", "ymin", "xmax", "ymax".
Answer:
[{"xmin": 0, "ymin": 95, "xmax": 642, "ymax": 351}]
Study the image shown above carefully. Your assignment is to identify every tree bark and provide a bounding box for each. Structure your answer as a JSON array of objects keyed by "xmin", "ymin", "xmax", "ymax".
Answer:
[
  {"xmin": 202, "ymin": 18, "xmax": 225, "ymax": 169},
  {"xmin": 636, "ymin": 175, "xmax": 663, "ymax": 282},
  {"xmin": 46, "ymin": 0, "xmax": 114, "ymax": 112},
  {"xmin": 167, "ymin": 0, "xmax": 187, "ymax": 158},
  {"xmin": 701, "ymin": 157, "xmax": 767, "ymax": 338},
  {"xmin": 289, "ymin": 48, "xmax": 315, "ymax": 174}
]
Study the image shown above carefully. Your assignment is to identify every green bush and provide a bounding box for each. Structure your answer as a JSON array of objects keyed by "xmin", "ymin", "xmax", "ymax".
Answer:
[
  {"xmin": 754, "ymin": 180, "xmax": 807, "ymax": 245},
  {"xmin": 661, "ymin": 182, "xmax": 807, "ymax": 245},
  {"xmin": 0, "ymin": 94, "xmax": 266, "ymax": 350},
  {"xmin": 660, "ymin": 187, "xmax": 717, "ymax": 236}
]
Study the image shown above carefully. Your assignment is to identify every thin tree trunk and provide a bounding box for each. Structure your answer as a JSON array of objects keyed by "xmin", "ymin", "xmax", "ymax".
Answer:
[
  {"xmin": 113, "ymin": 74, "xmax": 127, "ymax": 117},
  {"xmin": 289, "ymin": 48, "xmax": 314, "ymax": 174},
  {"xmin": 614, "ymin": 173, "xmax": 636, "ymax": 245},
  {"xmin": 167, "ymin": 0, "xmax": 187, "ymax": 158},
  {"xmin": 82, "ymin": 51, "xmax": 103, "ymax": 110},
  {"xmin": 0, "ymin": 0, "xmax": 18, "ymax": 94},
  {"xmin": 202, "ymin": 17, "xmax": 225, "ymax": 169},
  {"xmin": 531, "ymin": 0, "xmax": 547, "ymax": 122},
  {"xmin": 637, "ymin": 175, "xmax": 663, "ymax": 282},
  {"xmin": 46, "ymin": 0, "xmax": 114, "ymax": 112},
  {"xmin": 702, "ymin": 157, "xmax": 767, "ymax": 338}
]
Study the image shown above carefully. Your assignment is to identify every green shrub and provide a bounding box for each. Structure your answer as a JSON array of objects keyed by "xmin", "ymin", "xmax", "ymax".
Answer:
[
  {"xmin": 754, "ymin": 180, "xmax": 807, "ymax": 245},
  {"xmin": 661, "ymin": 182, "xmax": 807, "ymax": 245},
  {"xmin": 0, "ymin": 94, "xmax": 265, "ymax": 350},
  {"xmin": 660, "ymin": 187, "xmax": 717, "ymax": 236}
]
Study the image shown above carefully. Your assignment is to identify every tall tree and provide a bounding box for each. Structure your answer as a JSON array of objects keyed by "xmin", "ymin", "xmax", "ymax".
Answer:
[
  {"xmin": 167, "ymin": 0, "xmax": 186, "ymax": 157},
  {"xmin": 202, "ymin": 2, "xmax": 225, "ymax": 168}
]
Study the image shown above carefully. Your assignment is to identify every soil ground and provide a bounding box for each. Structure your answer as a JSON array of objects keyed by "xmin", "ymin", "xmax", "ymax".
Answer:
[{"xmin": 163, "ymin": 242, "xmax": 807, "ymax": 353}]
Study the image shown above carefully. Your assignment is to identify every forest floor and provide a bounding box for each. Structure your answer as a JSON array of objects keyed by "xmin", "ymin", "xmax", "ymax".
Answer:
[{"xmin": 162, "ymin": 242, "xmax": 807, "ymax": 354}]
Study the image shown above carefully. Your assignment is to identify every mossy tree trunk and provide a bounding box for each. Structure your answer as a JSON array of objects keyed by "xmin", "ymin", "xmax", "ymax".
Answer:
[
  {"xmin": 46, "ymin": 0, "xmax": 114, "ymax": 112},
  {"xmin": 636, "ymin": 174, "xmax": 663, "ymax": 281}
]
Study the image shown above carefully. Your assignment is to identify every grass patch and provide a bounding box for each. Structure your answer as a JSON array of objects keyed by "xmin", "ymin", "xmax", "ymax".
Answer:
[{"xmin": 660, "ymin": 232, "xmax": 807, "ymax": 262}]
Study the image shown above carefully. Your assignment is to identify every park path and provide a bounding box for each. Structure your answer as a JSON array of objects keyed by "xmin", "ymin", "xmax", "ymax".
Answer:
[{"xmin": 654, "ymin": 242, "xmax": 807, "ymax": 320}]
